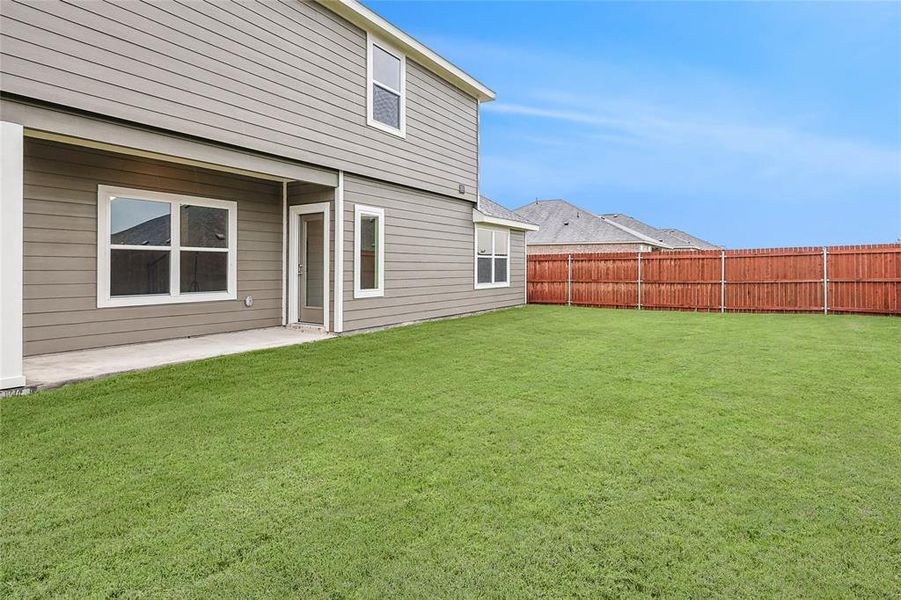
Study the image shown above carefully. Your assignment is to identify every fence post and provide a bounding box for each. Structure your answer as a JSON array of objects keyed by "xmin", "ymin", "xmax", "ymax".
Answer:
[
  {"xmin": 823, "ymin": 246, "xmax": 828, "ymax": 314},
  {"xmin": 720, "ymin": 250, "xmax": 726, "ymax": 313},
  {"xmin": 567, "ymin": 253, "xmax": 572, "ymax": 306},
  {"xmin": 637, "ymin": 251, "xmax": 642, "ymax": 310}
]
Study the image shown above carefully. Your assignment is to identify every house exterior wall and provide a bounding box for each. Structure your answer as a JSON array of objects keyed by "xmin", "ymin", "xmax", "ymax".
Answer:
[
  {"xmin": 341, "ymin": 175, "xmax": 525, "ymax": 331},
  {"xmin": 527, "ymin": 243, "xmax": 656, "ymax": 255},
  {"xmin": 0, "ymin": 1, "xmax": 529, "ymax": 375},
  {"xmin": 22, "ymin": 138, "xmax": 284, "ymax": 355},
  {"xmin": 0, "ymin": 0, "xmax": 478, "ymax": 202}
]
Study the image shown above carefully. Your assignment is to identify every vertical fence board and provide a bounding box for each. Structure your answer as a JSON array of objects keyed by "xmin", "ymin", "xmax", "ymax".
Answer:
[
  {"xmin": 828, "ymin": 246, "xmax": 901, "ymax": 314},
  {"xmin": 527, "ymin": 254, "xmax": 568, "ymax": 304},
  {"xmin": 642, "ymin": 251, "xmax": 721, "ymax": 311},
  {"xmin": 570, "ymin": 252, "xmax": 638, "ymax": 308},
  {"xmin": 528, "ymin": 244, "xmax": 900, "ymax": 316}
]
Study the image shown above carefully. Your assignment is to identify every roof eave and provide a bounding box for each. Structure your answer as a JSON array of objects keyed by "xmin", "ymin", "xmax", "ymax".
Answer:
[
  {"xmin": 315, "ymin": 0, "xmax": 497, "ymax": 102},
  {"xmin": 473, "ymin": 209, "xmax": 540, "ymax": 231}
]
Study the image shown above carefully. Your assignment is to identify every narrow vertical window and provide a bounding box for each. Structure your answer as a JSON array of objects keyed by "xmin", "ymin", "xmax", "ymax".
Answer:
[
  {"xmin": 354, "ymin": 204, "xmax": 385, "ymax": 298},
  {"xmin": 474, "ymin": 226, "xmax": 511, "ymax": 289},
  {"xmin": 367, "ymin": 34, "xmax": 406, "ymax": 136}
]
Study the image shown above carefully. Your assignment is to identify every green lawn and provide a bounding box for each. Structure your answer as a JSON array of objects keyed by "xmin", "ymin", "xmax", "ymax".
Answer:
[{"xmin": 2, "ymin": 306, "xmax": 900, "ymax": 598}]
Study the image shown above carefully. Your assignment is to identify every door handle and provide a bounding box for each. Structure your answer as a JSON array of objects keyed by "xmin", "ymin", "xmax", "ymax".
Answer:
[{"xmin": 297, "ymin": 264, "xmax": 304, "ymax": 276}]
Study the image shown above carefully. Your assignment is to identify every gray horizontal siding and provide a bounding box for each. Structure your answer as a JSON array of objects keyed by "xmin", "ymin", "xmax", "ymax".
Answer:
[
  {"xmin": 22, "ymin": 138, "xmax": 284, "ymax": 355},
  {"xmin": 1, "ymin": 0, "xmax": 479, "ymax": 201},
  {"xmin": 341, "ymin": 175, "xmax": 525, "ymax": 331}
]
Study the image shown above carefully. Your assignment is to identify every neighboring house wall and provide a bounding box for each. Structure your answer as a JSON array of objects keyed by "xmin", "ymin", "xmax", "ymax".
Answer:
[
  {"xmin": 341, "ymin": 175, "xmax": 525, "ymax": 331},
  {"xmin": 528, "ymin": 243, "xmax": 654, "ymax": 255},
  {"xmin": 22, "ymin": 138, "xmax": 283, "ymax": 355},
  {"xmin": 0, "ymin": 0, "xmax": 478, "ymax": 201}
]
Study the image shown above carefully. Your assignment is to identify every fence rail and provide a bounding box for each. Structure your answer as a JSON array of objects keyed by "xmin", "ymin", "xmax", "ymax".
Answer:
[{"xmin": 527, "ymin": 244, "xmax": 901, "ymax": 315}]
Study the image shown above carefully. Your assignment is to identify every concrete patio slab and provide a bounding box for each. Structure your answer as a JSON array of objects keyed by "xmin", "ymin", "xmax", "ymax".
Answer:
[{"xmin": 23, "ymin": 327, "xmax": 333, "ymax": 390}]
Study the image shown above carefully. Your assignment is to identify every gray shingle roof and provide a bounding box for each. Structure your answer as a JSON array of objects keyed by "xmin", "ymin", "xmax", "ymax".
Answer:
[
  {"xmin": 661, "ymin": 228, "xmax": 721, "ymax": 250},
  {"xmin": 601, "ymin": 213, "xmax": 689, "ymax": 248},
  {"xmin": 514, "ymin": 200, "xmax": 653, "ymax": 245},
  {"xmin": 477, "ymin": 196, "xmax": 537, "ymax": 226},
  {"xmin": 111, "ymin": 215, "xmax": 170, "ymax": 246}
]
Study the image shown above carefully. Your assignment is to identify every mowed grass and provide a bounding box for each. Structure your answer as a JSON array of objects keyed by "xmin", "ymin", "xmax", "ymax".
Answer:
[{"xmin": 2, "ymin": 306, "xmax": 900, "ymax": 598}]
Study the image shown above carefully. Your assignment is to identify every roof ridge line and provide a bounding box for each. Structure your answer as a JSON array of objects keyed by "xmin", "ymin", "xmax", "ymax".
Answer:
[{"xmin": 600, "ymin": 216, "xmax": 672, "ymax": 248}]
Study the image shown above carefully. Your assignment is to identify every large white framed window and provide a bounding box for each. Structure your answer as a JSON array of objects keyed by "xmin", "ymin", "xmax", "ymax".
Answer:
[
  {"xmin": 474, "ymin": 225, "xmax": 510, "ymax": 289},
  {"xmin": 353, "ymin": 204, "xmax": 385, "ymax": 299},
  {"xmin": 367, "ymin": 33, "xmax": 406, "ymax": 137},
  {"xmin": 97, "ymin": 185, "xmax": 237, "ymax": 308}
]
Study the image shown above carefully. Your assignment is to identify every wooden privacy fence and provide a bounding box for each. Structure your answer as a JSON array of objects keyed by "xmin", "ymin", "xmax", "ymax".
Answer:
[{"xmin": 528, "ymin": 244, "xmax": 901, "ymax": 315}]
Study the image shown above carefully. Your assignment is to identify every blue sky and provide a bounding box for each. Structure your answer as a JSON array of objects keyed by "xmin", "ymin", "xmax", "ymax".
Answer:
[{"xmin": 369, "ymin": 1, "xmax": 901, "ymax": 248}]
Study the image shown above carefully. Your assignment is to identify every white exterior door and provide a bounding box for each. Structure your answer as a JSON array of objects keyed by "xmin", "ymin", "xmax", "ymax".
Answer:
[{"xmin": 287, "ymin": 202, "xmax": 330, "ymax": 330}]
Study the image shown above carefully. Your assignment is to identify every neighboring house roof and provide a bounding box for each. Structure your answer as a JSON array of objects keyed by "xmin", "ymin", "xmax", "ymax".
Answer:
[
  {"xmin": 111, "ymin": 206, "xmax": 227, "ymax": 247},
  {"xmin": 111, "ymin": 215, "xmax": 170, "ymax": 246},
  {"xmin": 475, "ymin": 196, "xmax": 539, "ymax": 231},
  {"xmin": 514, "ymin": 199, "xmax": 661, "ymax": 246},
  {"xmin": 600, "ymin": 214, "xmax": 688, "ymax": 248},
  {"xmin": 661, "ymin": 228, "xmax": 722, "ymax": 250},
  {"xmin": 316, "ymin": 0, "xmax": 495, "ymax": 102}
]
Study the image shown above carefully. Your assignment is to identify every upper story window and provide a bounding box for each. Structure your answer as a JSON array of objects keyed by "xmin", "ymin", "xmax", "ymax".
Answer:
[
  {"xmin": 367, "ymin": 34, "xmax": 406, "ymax": 137},
  {"xmin": 475, "ymin": 226, "xmax": 510, "ymax": 289},
  {"xmin": 97, "ymin": 185, "xmax": 237, "ymax": 308}
]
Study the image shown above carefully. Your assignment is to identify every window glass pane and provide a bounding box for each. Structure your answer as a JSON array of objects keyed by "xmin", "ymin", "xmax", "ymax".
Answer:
[
  {"xmin": 180, "ymin": 251, "xmax": 227, "ymax": 293},
  {"xmin": 305, "ymin": 216, "xmax": 324, "ymax": 307},
  {"xmin": 373, "ymin": 44, "xmax": 401, "ymax": 90},
  {"xmin": 181, "ymin": 205, "xmax": 227, "ymax": 248},
  {"xmin": 494, "ymin": 230, "xmax": 509, "ymax": 256},
  {"xmin": 359, "ymin": 214, "xmax": 379, "ymax": 290},
  {"xmin": 372, "ymin": 85, "xmax": 400, "ymax": 129},
  {"xmin": 477, "ymin": 257, "xmax": 492, "ymax": 284},
  {"xmin": 110, "ymin": 249, "xmax": 169, "ymax": 296},
  {"xmin": 494, "ymin": 257, "xmax": 508, "ymax": 283},
  {"xmin": 477, "ymin": 229, "xmax": 492, "ymax": 255},
  {"xmin": 110, "ymin": 198, "xmax": 170, "ymax": 246}
]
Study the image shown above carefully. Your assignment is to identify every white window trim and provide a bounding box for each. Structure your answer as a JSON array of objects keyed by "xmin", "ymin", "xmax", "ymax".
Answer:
[
  {"xmin": 366, "ymin": 32, "xmax": 406, "ymax": 138},
  {"xmin": 97, "ymin": 185, "xmax": 238, "ymax": 308},
  {"xmin": 353, "ymin": 204, "xmax": 385, "ymax": 299},
  {"xmin": 474, "ymin": 225, "xmax": 511, "ymax": 290}
]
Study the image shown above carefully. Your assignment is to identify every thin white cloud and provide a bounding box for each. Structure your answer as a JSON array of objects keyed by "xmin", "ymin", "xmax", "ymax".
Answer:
[
  {"xmin": 417, "ymin": 28, "xmax": 900, "ymax": 243},
  {"xmin": 484, "ymin": 101, "xmax": 901, "ymax": 181}
]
